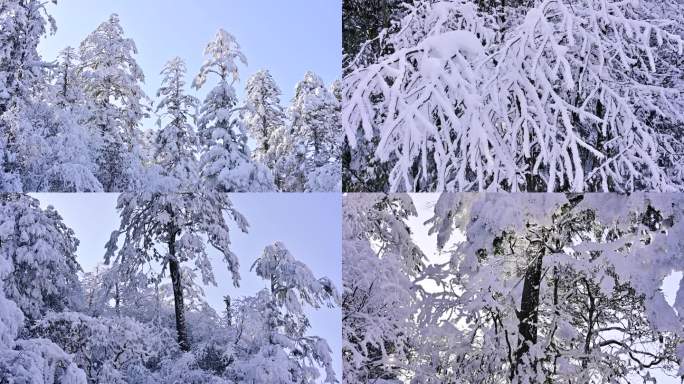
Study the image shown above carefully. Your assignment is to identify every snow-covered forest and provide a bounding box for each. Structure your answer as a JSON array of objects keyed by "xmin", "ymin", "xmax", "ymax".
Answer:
[
  {"xmin": 0, "ymin": 193, "xmax": 340, "ymax": 383},
  {"xmin": 1, "ymin": 0, "xmax": 342, "ymax": 193},
  {"xmin": 343, "ymin": 0, "xmax": 684, "ymax": 192},
  {"xmin": 343, "ymin": 193, "xmax": 684, "ymax": 383}
]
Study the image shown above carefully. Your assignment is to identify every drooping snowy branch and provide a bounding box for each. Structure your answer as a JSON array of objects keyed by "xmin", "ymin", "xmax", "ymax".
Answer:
[
  {"xmin": 342, "ymin": 194, "xmax": 427, "ymax": 383},
  {"xmin": 344, "ymin": 0, "xmax": 684, "ymax": 192}
]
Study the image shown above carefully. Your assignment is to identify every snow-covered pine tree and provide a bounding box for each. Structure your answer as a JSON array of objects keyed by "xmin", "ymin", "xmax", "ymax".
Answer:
[
  {"xmin": 244, "ymin": 69, "xmax": 286, "ymax": 169},
  {"xmin": 53, "ymin": 47, "xmax": 84, "ymax": 108},
  {"xmin": 0, "ymin": 194, "xmax": 82, "ymax": 322},
  {"xmin": 32, "ymin": 312, "xmax": 172, "ymax": 383},
  {"xmin": 154, "ymin": 57, "xmax": 200, "ymax": 186},
  {"xmin": 0, "ymin": 0, "xmax": 53, "ymax": 114},
  {"xmin": 193, "ymin": 29, "xmax": 275, "ymax": 192},
  {"xmin": 289, "ymin": 71, "xmax": 342, "ymax": 192},
  {"xmin": 105, "ymin": 191, "xmax": 249, "ymax": 352},
  {"xmin": 49, "ymin": 45, "xmax": 101, "ymax": 190},
  {"xmin": 305, "ymin": 79, "xmax": 343, "ymax": 192},
  {"xmin": 0, "ymin": 193, "xmax": 88, "ymax": 383},
  {"xmin": 0, "ymin": 0, "xmax": 99, "ymax": 192},
  {"xmin": 78, "ymin": 13, "xmax": 150, "ymax": 191},
  {"xmin": 230, "ymin": 242, "xmax": 339, "ymax": 383},
  {"xmin": 2, "ymin": 97, "xmax": 103, "ymax": 192},
  {"xmin": 268, "ymin": 124, "xmax": 308, "ymax": 192}
]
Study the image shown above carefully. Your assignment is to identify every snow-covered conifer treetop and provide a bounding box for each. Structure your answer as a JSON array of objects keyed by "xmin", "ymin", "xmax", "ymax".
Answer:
[{"xmin": 194, "ymin": 29, "xmax": 247, "ymax": 89}]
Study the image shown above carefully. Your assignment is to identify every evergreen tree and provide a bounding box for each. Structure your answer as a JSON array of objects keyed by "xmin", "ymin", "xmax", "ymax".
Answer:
[
  {"xmin": 0, "ymin": 11, "xmax": 101, "ymax": 193},
  {"xmin": 272, "ymin": 72, "xmax": 341, "ymax": 192},
  {"xmin": 269, "ymin": 124, "xmax": 308, "ymax": 192},
  {"xmin": 78, "ymin": 13, "xmax": 150, "ymax": 191},
  {"xmin": 193, "ymin": 29, "xmax": 275, "ymax": 192},
  {"xmin": 290, "ymin": 71, "xmax": 340, "ymax": 172},
  {"xmin": 306, "ymin": 80, "xmax": 342, "ymax": 192},
  {"xmin": 0, "ymin": 193, "xmax": 88, "ymax": 383},
  {"xmin": 105, "ymin": 191, "xmax": 249, "ymax": 352},
  {"xmin": 244, "ymin": 69, "xmax": 286, "ymax": 168},
  {"xmin": 0, "ymin": 0, "xmax": 53, "ymax": 113},
  {"xmin": 0, "ymin": 194, "xmax": 82, "ymax": 322},
  {"xmin": 0, "ymin": 0, "xmax": 52, "ymax": 190},
  {"xmin": 53, "ymin": 47, "xmax": 85, "ymax": 107},
  {"xmin": 154, "ymin": 56, "xmax": 200, "ymax": 186},
  {"xmin": 231, "ymin": 242, "xmax": 339, "ymax": 383}
]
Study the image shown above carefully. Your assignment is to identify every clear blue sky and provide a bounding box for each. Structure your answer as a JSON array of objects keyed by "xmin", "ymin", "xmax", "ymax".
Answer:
[
  {"xmin": 38, "ymin": 0, "xmax": 341, "ymax": 129},
  {"xmin": 32, "ymin": 193, "xmax": 342, "ymax": 382}
]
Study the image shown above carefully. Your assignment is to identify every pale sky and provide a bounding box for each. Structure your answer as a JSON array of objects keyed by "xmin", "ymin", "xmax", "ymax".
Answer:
[{"xmin": 32, "ymin": 192, "xmax": 342, "ymax": 382}]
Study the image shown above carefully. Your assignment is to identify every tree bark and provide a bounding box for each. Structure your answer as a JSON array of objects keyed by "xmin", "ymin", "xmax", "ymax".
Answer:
[
  {"xmin": 114, "ymin": 283, "xmax": 120, "ymax": 315},
  {"xmin": 224, "ymin": 295, "xmax": 232, "ymax": 326},
  {"xmin": 512, "ymin": 243, "xmax": 545, "ymax": 378},
  {"xmin": 168, "ymin": 231, "xmax": 190, "ymax": 352}
]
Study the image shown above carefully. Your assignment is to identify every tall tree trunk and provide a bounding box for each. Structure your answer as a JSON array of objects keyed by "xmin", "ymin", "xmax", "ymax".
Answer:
[
  {"xmin": 168, "ymin": 230, "xmax": 190, "ymax": 351},
  {"xmin": 114, "ymin": 237, "xmax": 126, "ymax": 316},
  {"xmin": 224, "ymin": 295, "xmax": 232, "ymax": 326},
  {"xmin": 114, "ymin": 283, "xmax": 120, "ymax": 315},
  {"xmin": 582, "ymin": 279, "xmax": 595, "ymax": 369},
  {"xmin": 512, "ymin": 243, "xmax": 545, "ymax": 379}
]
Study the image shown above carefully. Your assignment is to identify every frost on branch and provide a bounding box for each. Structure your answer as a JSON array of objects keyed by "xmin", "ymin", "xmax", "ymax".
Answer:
[
  {"xmin": 344, "ymin": 193, "xmax": 684, "ymax": 382},
  {"xmin": 342, "ymin": 194, "xmax": 426, "ymax": 383},
  {"xmin": 422, "ymin": 193, "xmax": 684, "ymax": 382},
  {"xmin": 343, "ymin": 0, "xmax": 684, "ymax": 192},
  {"xmin": 494, "ymin": 0, "xmax": 684, "ymax": 192}
]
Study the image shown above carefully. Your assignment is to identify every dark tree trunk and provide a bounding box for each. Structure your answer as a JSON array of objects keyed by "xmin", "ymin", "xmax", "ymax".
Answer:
[
  {"xmin": 582, "ymin": 279, "xmax": 595, "ymax": 369},
  {"xmin": 114, "ymin": 283, "xmax": 120, "ymax": 315},
  {"xmin": 224, "ymin": 295, "xmax": 232, "ymax": 326},
  {"xmin": 262, "ymin": 114, "xmax": 270, "ymax": 154},
  {"xmin": 512, "ymin": 245, "xmax": 545, "ymax": 378},
  {"xmin": 168, "ymin": 231, "xmax": 190, "ymax": 352}
]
